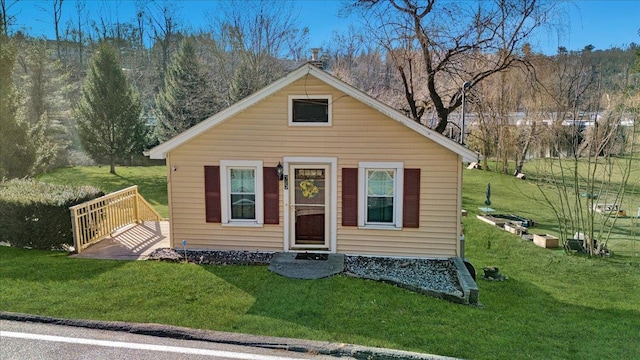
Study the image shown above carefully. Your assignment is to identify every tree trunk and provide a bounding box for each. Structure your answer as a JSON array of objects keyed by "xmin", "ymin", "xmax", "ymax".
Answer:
[
  {"xmin": 482, "ymin": 131, "xmax": 490, "ymax": 171},
  {"xmin": 516, "ymin": 122, "xmax": 536, "ymax": 174},
  {"xmin": 53, "ymin": 0, "xmax": 63, "ymax": 63},
  {"xmin": 110, "ymin": 156, "xmax": 116, "ymax": 174},
  {"xmin": 433, "ymin": 109, "xmax": 449, "ymax": 134}
]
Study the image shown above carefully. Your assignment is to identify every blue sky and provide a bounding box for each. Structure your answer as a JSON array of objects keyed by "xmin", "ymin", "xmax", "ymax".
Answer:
[{"xmin": 8, "ymin": 0, "xmax": 640, "ymax": 54}]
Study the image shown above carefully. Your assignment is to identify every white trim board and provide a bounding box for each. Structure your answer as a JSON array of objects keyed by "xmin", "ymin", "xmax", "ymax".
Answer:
[
  {"xmin": 358, "ymin": 162, "xmax": 404, "ymax": 229},
  {"xmin": 219, "ymin": 160, "xmax": 264, "ymax": 226},
  {"xmin": 283, "ymin": 157, "xmax": 337, "ymax": 253},
  {"xmin": 148, "ymin": 64, "xmax": 479, "ymax": 162},
  {"xmin": 288, "ymin": 94, "xmax": 332, "ymax": 127}
]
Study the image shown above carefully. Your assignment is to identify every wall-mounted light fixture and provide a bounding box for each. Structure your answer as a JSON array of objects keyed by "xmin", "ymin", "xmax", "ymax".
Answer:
[{"xmin": 276, "ymin": 162, "xmax": 284, "ymax": 180}]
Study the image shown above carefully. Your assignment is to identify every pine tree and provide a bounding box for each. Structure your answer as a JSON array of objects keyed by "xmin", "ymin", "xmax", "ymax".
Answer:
[
  {"xmin": 155, "ymin": 38, "xmax": 217, "ymax": 142},
  {"xmin": 229, "ymin": 60, "xmax": 257, "ymax": 103},
  {"xmin": 0, "ymin": 35, "xmax": 34, "ymax": 179},
  {"xmin": 20, "ymin": 40, "xmax": 72, "ymax": 173},
  {"xmin": 75, "ymin": 42, "xmax": 144, "ymax": 175}
]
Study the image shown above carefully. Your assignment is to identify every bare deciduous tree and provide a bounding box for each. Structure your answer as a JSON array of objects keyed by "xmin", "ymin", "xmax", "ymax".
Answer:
[
  {"xmin": 62, "ymin": 0, "xmax": 87, "ymax": 73},
  {"xmin": 147, "ymin": 0, "xmax": 181, "ymax": 78},
  {"xmin": 0, "ymin": 0, "xmax": 19, "ymax": 36},
  {"xmin": 206, "ymin": 0, "xmax": 308, "ymax": 103},
  {"xmin": 352, "ymin": 0, "xmax": 558, "ymax": 134},
  {"xmin": 325, "ymin": 27, "xmax": 397, "ymax": 105},
  {"xmin": 36, "ymin": 0, "xmax": 64, "ymax": 61},
  {"xmin": 53, "ymin": 0, "xmax": 63, "ymax": 60},
  {"xmin": 532, "ymin": 52, "xmax": 639, "ymax": 256},
  {"xmin": 466, "ymin": 63, "xmax": 528, "ymax": 173}
]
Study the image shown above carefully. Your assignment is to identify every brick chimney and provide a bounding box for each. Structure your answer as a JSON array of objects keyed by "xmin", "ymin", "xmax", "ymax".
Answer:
[{"xmin": 309, "ymin": 47, "xmax": 323, "ymax": 69}]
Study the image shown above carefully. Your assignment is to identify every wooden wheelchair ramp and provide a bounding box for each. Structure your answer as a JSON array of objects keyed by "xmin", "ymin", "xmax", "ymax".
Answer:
[
  {"xmin": 69, "ymin": 186, "xmax": 169, "ymax": 260},
  {"xmin": 70, "ymin": 221, "xmax": 170, "ymax": 260}
]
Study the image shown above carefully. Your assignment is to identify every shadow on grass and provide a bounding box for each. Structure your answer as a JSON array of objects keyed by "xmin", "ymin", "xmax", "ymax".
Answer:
[
  {"xmin": 0, "ymin": 247, "xmax": 126, "ymax": 282},
  {"xmin": 203, "ymin": 265, "xmax": 640, "ymax": 359},
  {"xmin": 1, "ymin": 245, "xmax": 638, "ymax": 359},
  {"xmin": 473, "ymin": 277, "xmax": 640, "ymax": 359},
  {"xmin": 601, "ymin": 218, "xmax": 637, "ymax": 237}
]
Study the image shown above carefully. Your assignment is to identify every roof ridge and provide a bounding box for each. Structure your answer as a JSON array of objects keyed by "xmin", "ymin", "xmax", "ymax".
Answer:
[{"xmin": 148, "ymin": 64, "xmax": 478, "ymax": 162}]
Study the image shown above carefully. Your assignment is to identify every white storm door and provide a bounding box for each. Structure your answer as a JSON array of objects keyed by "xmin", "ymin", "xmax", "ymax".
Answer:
[{"xmin": 289, "ymin": 164, "xmax": 330, "ymax": 249}]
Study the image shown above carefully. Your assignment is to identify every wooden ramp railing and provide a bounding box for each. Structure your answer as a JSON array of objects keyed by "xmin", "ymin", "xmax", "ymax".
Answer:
[{"xmin": 69, "ymin": 186, "xmax": 163, "ymax": 253}]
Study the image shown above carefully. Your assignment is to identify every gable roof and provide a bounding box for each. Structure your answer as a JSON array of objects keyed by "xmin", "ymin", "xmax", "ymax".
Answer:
[{"xmin": 148, "ymin": 64, "xmax": 479, "ymax": 162}]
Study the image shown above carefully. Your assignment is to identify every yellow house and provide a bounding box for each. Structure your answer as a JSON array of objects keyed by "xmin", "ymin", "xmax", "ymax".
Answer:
[{"xmin": 149, "ymin": 64, "xmax": 477, "ymax": 258}]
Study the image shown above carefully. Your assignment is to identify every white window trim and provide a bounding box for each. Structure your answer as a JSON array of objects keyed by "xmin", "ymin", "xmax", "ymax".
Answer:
[
  {"xmin": 220, "ymin": 160, "xmax": 264, "ymax": 227},
  {"xmin": 288, "ymin": 95, "xmax": 332, "ymax": 126},
  {"xmin": 358, "ymin": 162, "xmax": 404, "ymax": 230}
]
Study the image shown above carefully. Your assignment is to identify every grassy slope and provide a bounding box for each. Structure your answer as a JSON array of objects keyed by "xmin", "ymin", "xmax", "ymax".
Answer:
[
  {"xmin": 38, "ymin": 166, "xmax": 168, "ymax": 218},
  {"xmin": 1, "ymin": 165, "xmax": 633, "ymax": 359}
]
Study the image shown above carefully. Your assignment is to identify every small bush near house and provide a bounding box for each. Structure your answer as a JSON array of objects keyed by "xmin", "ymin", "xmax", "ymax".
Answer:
[{"xmin": 0, "ymin": 179, "xmax": 103, "ymax": 250}]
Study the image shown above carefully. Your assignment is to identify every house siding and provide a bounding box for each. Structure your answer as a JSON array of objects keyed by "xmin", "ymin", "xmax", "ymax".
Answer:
[{"xmin": 167, "ymin": 75, "xmax": 461, "ymax": 257}]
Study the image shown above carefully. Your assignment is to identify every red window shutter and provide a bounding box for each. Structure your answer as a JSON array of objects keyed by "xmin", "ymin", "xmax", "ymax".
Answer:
[
  {"xmin": 204, "ymin": 166, "xmax": 221, "ymax": 223},
  {"xmin": 403, "ymin": 168, "xmax": 420, "ymax": 228},
  {"xmin": 263, "ymin": 167, "xmax": 279, "ymax": 224},
  {"xmin": 342, "ymin": 168, "xmax": 358, "ymax": 226}
]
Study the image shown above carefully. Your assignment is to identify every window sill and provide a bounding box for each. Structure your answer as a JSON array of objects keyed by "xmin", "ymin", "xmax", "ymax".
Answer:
[
  {"xmin": 288, "ymin": 122, "xmax": 332, "ymax": 127},
  {"xmin": 358, "ymin": 225, "xmax": 402, "ymax": 231},
  {"xmin": 221, "ymin": 222, "xmax": 263, "ymax": 228}
]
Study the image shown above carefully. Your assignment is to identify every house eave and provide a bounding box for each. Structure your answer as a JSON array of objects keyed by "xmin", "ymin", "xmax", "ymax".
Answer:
[
  {"xmin": 148, "ymin": 66, "xmax": 315, "ymax": 159},
  {"xmin": 148, "ymin": 64, "xmax": 480, "ymax": 162}
]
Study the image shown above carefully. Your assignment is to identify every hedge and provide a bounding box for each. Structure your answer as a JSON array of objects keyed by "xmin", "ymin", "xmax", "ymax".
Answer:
[{"xmin": 0, "ymin": 179, "xmax": 104, "ymax": 250}]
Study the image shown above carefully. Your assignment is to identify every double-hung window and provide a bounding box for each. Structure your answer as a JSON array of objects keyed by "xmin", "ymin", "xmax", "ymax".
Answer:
[
  {"xmin": 220, "ymin": 160, "xmax": 263, "ymax": 226},
  {"xmin": 358, "ymin": 162, "xmax": 404, "ymax": 229}
]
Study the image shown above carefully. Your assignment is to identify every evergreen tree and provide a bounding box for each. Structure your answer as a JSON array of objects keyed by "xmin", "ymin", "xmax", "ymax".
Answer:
[
  {"xmin": 20, "ymin": 40, "xmax": 72, "ymax": 173},
  {"xmin": 75, "ymin": 42, "xmax": 144, "ymax": 174},
  {"xmin": 155, "ymin": 38, "xmax": 217, "ymax": 142},
  {"xmin": 0, "ymin": 35, "xmax": 34, "ymax": 179},
  {"xmin": 229, "ymin": 60, "xmax": 259, "ymax": 103}
]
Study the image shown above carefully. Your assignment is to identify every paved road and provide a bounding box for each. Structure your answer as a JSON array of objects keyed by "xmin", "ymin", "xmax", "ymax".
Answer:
[{"xmin": 0, "ymin": 320, "xmax": 352, "ymax": 360}]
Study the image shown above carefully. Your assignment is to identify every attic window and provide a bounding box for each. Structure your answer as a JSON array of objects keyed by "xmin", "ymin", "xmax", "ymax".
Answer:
[{"xmin": 288, "ymin": 95, "xmax": 332, "ymax": 126}]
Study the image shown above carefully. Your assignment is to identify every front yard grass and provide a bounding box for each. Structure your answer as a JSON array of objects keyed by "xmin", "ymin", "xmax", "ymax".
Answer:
[
  {"xmin": 2, "ymin": 164, "xmax": 636, "ymax": 359},
  {"xmin": 2, "ymin": 229, "xmax": 639, "ymax": 359}
]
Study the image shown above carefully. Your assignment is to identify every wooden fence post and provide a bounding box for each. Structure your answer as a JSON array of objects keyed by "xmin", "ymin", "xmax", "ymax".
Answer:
[
  {"xmin": 133, "ymin": 186, "xmax": 140, "ymax": 223},
  {"xmin": 69, "ymin": 207, "xmax": 81, "ymax": 253}
]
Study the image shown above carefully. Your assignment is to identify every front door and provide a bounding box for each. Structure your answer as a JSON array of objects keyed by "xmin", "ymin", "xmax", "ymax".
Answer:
[{"xmin": 289, "ymin": 164, "xmax": 330, "ymax": 250}]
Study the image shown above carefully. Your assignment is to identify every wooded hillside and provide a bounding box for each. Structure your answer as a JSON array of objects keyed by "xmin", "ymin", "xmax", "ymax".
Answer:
[{"xmin": 1, "ymin": 0, "xmax": 638, "ymax": 177}]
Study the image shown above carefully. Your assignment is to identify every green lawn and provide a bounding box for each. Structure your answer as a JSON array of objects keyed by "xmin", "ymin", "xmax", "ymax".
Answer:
[
  {"xmin": 38, "ymin": 166, "xmax": 168, "ymax": 218},
  {"xmin": 1, "ymin": 164, "xmax": 636, "ymax": 359},
  {"xmin": 466, "ymin": 158, "xmax": 640, "ymax": 258}
]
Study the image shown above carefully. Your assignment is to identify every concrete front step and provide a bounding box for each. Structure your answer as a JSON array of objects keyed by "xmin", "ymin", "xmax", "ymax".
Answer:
[{"xmin": 268, "ymin": 252, "xmax": 345, "ymax": 279}]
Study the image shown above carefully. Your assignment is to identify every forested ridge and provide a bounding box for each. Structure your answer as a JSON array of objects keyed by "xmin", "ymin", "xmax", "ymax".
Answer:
[{"xmin": 1, "ymin": 0, "xmax": 638, "ymax": 178}]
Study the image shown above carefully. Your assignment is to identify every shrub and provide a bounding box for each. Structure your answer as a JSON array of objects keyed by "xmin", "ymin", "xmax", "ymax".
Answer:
[{"xmin": 0, "ymin": 179, "xmax": 103, "ymax": 250}]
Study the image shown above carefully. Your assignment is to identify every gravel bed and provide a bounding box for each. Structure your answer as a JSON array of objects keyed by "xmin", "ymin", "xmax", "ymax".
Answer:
[
  {"xmin": 148, "ymin": 249, "xmax": 463, "ymax": 297},
  {"xmin": 148, "ymin": 249, "xmax": 273, "ymax": 265},
  {"xmin": 344, "ymin": 255, "xmax": 463, "ymax": 296}
]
